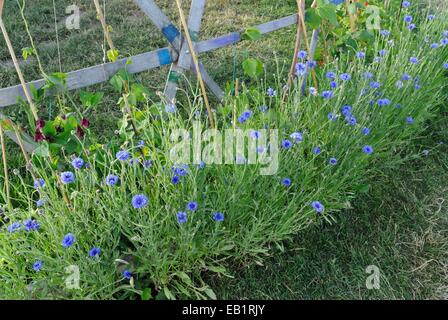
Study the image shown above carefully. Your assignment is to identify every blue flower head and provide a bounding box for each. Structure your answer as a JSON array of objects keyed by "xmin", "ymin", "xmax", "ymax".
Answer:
[
  {"xmin": 297, "ymin": 50, "xmax": 307, "ymax": 59},
  {"xmin": 177, "ymin": 211, "xmax": 187, "ymax": 224},
  {"xmin": 187, "ymin": 201, "xmax": 198, "ymax": 212},
  {"xmin": 328, "ymin": 112, "xmax": 337, "ymax": 121},
  {"xmin": 250, "ymin": 130, "xmax": 261, "ymax": 139},
  {"xmin": 313, "ymin": 147, "xmax": 321, "ymax": 155},
  {"xmin": 410, "ymin": 57, "xmax": 418, "ymax": 64},
  {"xmin": 89, "ymin": 247, "xmax": 101, "ymax": 258},
  {"xmin": 165, "ymin": 103, "xmax": 176, "ymax": 113},
  {"xmin": 71, "ymin": 157, "xmax": 84, "ymax": 170},
  {"xmin": 407, "ymin": 23, "xmax": 416, "ymax": 31},
  {"xmin": 428, "ymin": 14, "xmax": 435, "ymax": 20},
  {"xmin": 378, "ymin": 98, "xmax": 391, "ymax": 107},
  {"xmin": 340, "ymin": 73, "xmax": 351, "ymax": 81},
  {"xmin": 62, "ymin": 233, "xmax": 75, "ymax": 248},
  {"xmin": 123, "ymin": 270, "xmax": 132, "ymax": 280},
  {"xmin": 311, "ymin": 201, "xmax": 324, "ymax": 213},
  {"xmin": 402, "ymin": 1, "xmax": 411, "ymax": 7},
  {"xmin": 406, "ymin": 116, "xmax": 414, "ymax": 124},
  {"xmin": 290, "ymin": 132, "xmax": 303, "ymax": 143},
  {"xmin": 307, "ymin": 60, "xmax": 317, "ymax": 69},
  {"xmin": 267, "ymin": 88, "xmax": 276, "ymax": 97},
  {"xmin": 295, "ymin": 62, "xmax": 306, "ymax": 76},
  {"xmin": 380, "ymin": 30, "xmax": 390, "ymax": 37},
  {"xmin": 329, "ymin": 157, "xmax": 338, "ymax": 165},
  {"xmin": 23, "ymin": 219, "xmax": 40, "ymax": 232},
  {"xmin": 172, "ymin": 175, "xmax": 180, "ymax": 185},
  {"xmin": 33, "ymin": 260, "xmax": 43, "ymax": 272},
  {"xmin": 322, "ymin": 91, "xmax": 333, "ymax": 99},
  {"xmin": 36, "ymin": 199, "xmax": 45, "ymax": 207},
  {"xmin": 34, "ymin": 178, "xmax": 45, "ymax": 189},
  {"xmin": 356, "ymin": 51, "xmax": 365, "ymax": 59},
  {"xmin": 281, "ymin": 139, "xmax": 293, "ymax": 149},
  {"xmin": 212, "ymin": 212, "xmax": 225, "ymax": 222},
  {"xmin": 362, "ymin": 145, "xmax": 374, "ymax": 155},
  {"xmin": 362, "ymin": 72, "xmax": 373, "ymax": 79},
  {"xmin": 106, "ymin": 174, "xmax": 119, "ymax": 186},
  {"xmin": 362, "ymin": 127, "xmax": 370, "ymax": 135},
  {"xmin": 116, "ymin": 150, "xmax": 130, "ymax": 161},
  {"xmin": 325, "ymin": 71, "xmax": 336, "ymax": 80},
  {"xmin": 341, "ymin": 105, "xmax": 352, "ymax": 117},
  {"xmin": 346, "ymin": 116, "xmax": 357, "ymax": 126},
  {"xmin": 7, "ymin": 222, "xmax": 21, "ymax": 233},
  {"xmin": 282, "ymin": 178, "xmax": 291, "ymax": 186},
  {"xmin": 404, "ymin": 15, "xmax": 413, "ymax": 23},
  {"xmin": 60, "ymin": 171, "xmax": 75, "ymax": 184},
  {"xmin": 330, "ymin": 81, "xmax": 337, "ymax": 89},
  {"xmin": 132, "ymin": 194, "xmax": 148, "ymax": 209}
]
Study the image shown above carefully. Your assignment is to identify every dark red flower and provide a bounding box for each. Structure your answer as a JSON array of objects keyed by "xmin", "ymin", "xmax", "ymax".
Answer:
[
  {"xmin": 34, "ymin": 130, "xmax": 45, "ymax": 142},
  {"xmin": 56, "ymin": 125, "xmax": 63, "ymax": 133},
  {"xmin": 76, "ymin": 126, "xmax": 85, "ymax": 138},
  {"xmin": 81, "ymin": 118, "xmax": 90, "ymax": 128},
  {"xmin": 36, "ymin": 119, "xmax": 45, "ymax": 129}
]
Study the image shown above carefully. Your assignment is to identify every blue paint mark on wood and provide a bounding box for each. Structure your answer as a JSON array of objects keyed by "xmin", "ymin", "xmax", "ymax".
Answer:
[
  {"xmin": 162, "ymin": 24, "xmax": 180, "ymax": 44},
  {"xmin": 158, "ymin": 48, "xmax": 172, "ymax": 65}
]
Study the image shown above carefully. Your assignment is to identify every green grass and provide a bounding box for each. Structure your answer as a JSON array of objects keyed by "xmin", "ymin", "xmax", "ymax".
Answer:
[{"xmin": 209, "ymin": 117, "xmax": 448, "ymax": 299}]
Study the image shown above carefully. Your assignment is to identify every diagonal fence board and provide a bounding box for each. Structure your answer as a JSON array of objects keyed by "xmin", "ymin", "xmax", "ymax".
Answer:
[{"xmin": 0, "ymin": 13, "xmax": 298, "ymax": 108}]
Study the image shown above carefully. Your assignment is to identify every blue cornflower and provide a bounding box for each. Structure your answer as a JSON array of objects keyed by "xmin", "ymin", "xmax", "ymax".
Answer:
[
  {"xmin": 116, "ymin": 150, "xmax": 130, "ymax": 161},
  {"xmin": 212, "ymin": 212, "xmax": 225, "ymax": 222},
  {"xmin": 362, "ymin": 127, "xmax": 370, "ymax": 135},
  {"xmin": 329, "ymin": 157, "xmax": 338, "ymax": 165},
  {"xmin": 137, "ymin": 140, "xmax": 145, "ymax": 147},
  {"xmin": 165, "ymin": 103, "xmax": 176, "ymax": 113},
  {"xmin": 173, "ymin": 167, "xmax": 188, "ymax": 177},
  {"xmin": 130, "ymin": 158, "xmax": 139, "ymax": 166},
  {"xmin": 267, "ymin": 88, "xmax": 276, "ymax": 97},
  {"xmin": 346, "ymin": 116, "xmax": 357, "ymax": 126},
  {"xmin": 297, "ymin": 50, "xmax": 307, "ymax": 59},
  {"xmin": 444, "ymin": 63, "xmax": 448, "ymax": 69},
  {"xmin": 187, "ymin": 201, "xmax": 198, "ymax": 212},
  {"xmin": 328, "ymin": 112, "xmax": 337, "ymax": 121},
  {"xmin": 7, "ymin": 222, "xmax": 21, "ymax": 233},
  {"xmin": 404, "ymin": 15, "xmax": 412, "ymax": 23},
  {"xmin": 370, "ymin": 81, "xmax": 380, "ymax": 89},
  {"xmin": 341, "ymin": 105, "xmax": 352, "ymax": 117},
  {"xmin": 307, "ymin": 60, "xmax": 317, "ymax": 69},
  {"xmin": 309, "ymin": 87, "xmax": 318, "ymax": 96},
  {"xmin": 415, "ymin": 84, "xmax": 421, "ymax": 90},
  {"xmin": 311, "ymin": 201, "xmax": 324, "ymax": 213},
  {"xmin": 34, "ymin": 178, "xmax": 45, "ymax": 189},
  {"xmin": 290, "ymin": 132, "xmax": 303, "ymax": 143},
  {"xmin": 340, "ymin": 73, "xmax": 351, "ymax": 81},
  {"xmin": 89, "ymin": 247, "xmax": 101, "ymax": 258},
  {"xmin": 60, "ymin": 171, "xmax": 75, "ymax": 184},
  {"xmin": 402, "ymin": 73, "xmax": 411, "ymax": 81},
  {"xmin": 33, "ymin": 260, "xmax": 43, "ymax": 272},
  {"xmin": 281, "ymin": 139, "xmax": 292, "ymax": 149},
  {"xmin": 250, "ymin": 130, "xmax": 261, "ymax": 139},
  {"xmin": 71, "ymin": 157, "xmax": 84, "ymax": 170},
  {"xmin": 177, "ymin": 211, "xmax": 187, "ymax": 224},
  {"xmin": 325, "ymin": 71, "xmax": 336, "ymax": 80},
  {"xmin": 313, "ymin": 147, "xmax": 321, "ymax": 155},
  {"xmin": 362, "ymin": 145, "xmax": 374, "ymax": 154},
  {"xmin": 431, "ymin": 43, "xmax": 439, "ymax": 49},
  {"xmin": 36, "ymin": 199, "xmax": 45, "ymax": 207},
  {"xmin": 131, "ymin": 194, "xmax": 148, "ymax": 209},
  {"xmin": 23, "ymin": 219, "xmax": 40, "ymax": 232},
  {"xmin": 407, "ymin": 23, "xmax": 416, "ymax": 31},
  {"xmin": 322, "ymin": 90, "xmax": 333, "ymax": 99},
  {"xmin": 142, "ymin": 160, "xmax": 152, "ymax": 169},
  {"xmin": 356, "ymin": 51, "xmax": 365, "ymax": 59},
  {"xmin": 380, "ymin": 30, "xmax": 390, "ymax": 37},
  {"xmin": 282, "ymin": 178, "xmax": 291, "ymax": 186},
  {"xmin": 428, "ymin": 14, "xmax": 435, "ymax": 20},
  {"xmin": 406, "ymin": 116, "xmax": 414, "ymax": 124},
  {"xmin": 123, "ymin": 270, "xmax": 132, "ymax": 280},
  {"xmin": 378, "ymin": 98, "xmax": 391, "ymax": 107},
  {"xmin": 410, "ymin": 57, "xmax": 418, "ymax": 64},
  {"xmin": 172, "ymin": 175, "xmax": 180, "ymax": 185},
  {"xmin": 330, "ymin": 81, "xmax": 337, "ymax": 89},
  {"xmin": 242, "ymin": 110, "xmax": 252, "ymax": 119},
  {"xmin": 378, "ymin": 49, "xmax": 387, "ymax": 56},
  {"xmin": 402, "ymin": 1, "xmax": 411, "ymax": 7},
  {"xmin": 295, "ymin": 62, "xmax": 306, "ymax": 76},
  {"xmin": 238, "ymin": 115, "xmax": 247, "ymax": 123},
  {"xmin": 362, "ymin": 72, "xmax": 373, "ymax": 79},
  {"xmin": 442, "ymin": 38, "xmax": 448, "ymax": 46},
  {"xmin": 197, "ymin": 161, "xmax": 206, "ymax": 169},
  {"xmin": 62, "ymin": 233, "xmax": 75, "ymax": 248},
  {"xmin": 106, "ymin": 174, "xmax": 119, "ymax": 186}
]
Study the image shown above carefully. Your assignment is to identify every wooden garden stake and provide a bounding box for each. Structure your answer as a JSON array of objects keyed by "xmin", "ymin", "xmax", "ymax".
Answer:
[
  {"xmin": 0, "ymin": 0, "xmax": 38, "ymax": 121},
  {"xmin": 174, "ymin": 0, "xmax": 215, "ymax": 129},
  {"xmin": 283, "ymin": 0, "xmax": 304, "ymax": 102},
  {"xmin": 0, "ymin": 122, "xmax": 12, "ymax": 210},
  {"xmin": 93, "ymin": 0, "xmax": 116, "ymax": 52},
  {"xmin": 346, "ymin": 0, "xmax": 357, "ymax": 32}
]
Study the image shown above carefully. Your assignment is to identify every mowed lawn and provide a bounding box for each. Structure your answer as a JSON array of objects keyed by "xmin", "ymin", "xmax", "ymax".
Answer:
[{"xmin": 0, "ymin": 0, "xmax": 447, "ymax": 299}]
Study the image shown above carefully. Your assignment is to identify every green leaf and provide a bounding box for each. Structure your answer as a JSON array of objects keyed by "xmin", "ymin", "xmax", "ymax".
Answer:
[
  {"xmin": 305, "ymin": 9, "xmax": 322, "ymax": 29},
  {"xmin": 242, "ymin": 58, "xmax": 264, "ymax": 79},
  {"xmin": 110, "ymin": 74, "xmax": 123, "ymax": 93},
  {"xmin": 177, "ymin": 272, "xmax": 193, "ymax": 286},
  {"xmin": 317, "ymin": 3, "xmax": 339, "ymax": 26},
  {"xmin": 107, "ymin": 49, "xmax": 119, "ymax": 62},
  {"xmin": 42, "ymin": 121, "xmax": 56, "ymax": 137},
  {"xmin": 163, "ymin": 287, "xmax": 176, "ymax": 300},
  {"xmin": 204, "ymin": 287, "xmax": 217, "ymax": 300},
  {"xmin": 141, "ymin": 288, "xmax": 152, "ymax": 300},
  {"xmin": 33, "ymin": 144, "xmax": 49, "ymax": 157},
  {"xmin": 241, "ymin": 27, "xmax": 262, "ymax": 41},
  {"xmin": 80, "ymin": 91, "xmax": 104, "ymax": 108}
]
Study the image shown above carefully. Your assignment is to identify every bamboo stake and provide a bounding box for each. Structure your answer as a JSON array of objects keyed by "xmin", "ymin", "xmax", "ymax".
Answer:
[
  {"xmin": 0, "ymin": 122, "xmax": 12, "ymax": 210},
  {"xmin": 174, "ymin": 0, "xmax": 215, "ymax": 129},
  {"xmin": 346, "ymin": 0, "xmax": 357, "ymax": 32},
  {"xmin": 0, "ymin": 0, "xmax": 38, "ymax": 121},
  {"xmin": 283, "ymin": 0, "xmax": 304, "ymax": 102},
  {"xmin": 93, "ymin": 0, "xmax": 115, "ymax": 52}
]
